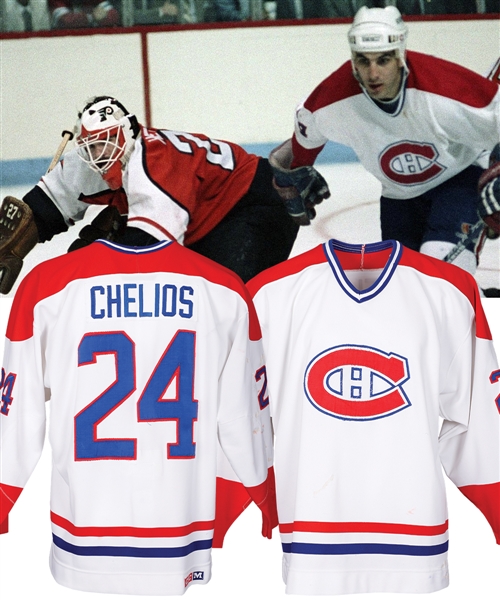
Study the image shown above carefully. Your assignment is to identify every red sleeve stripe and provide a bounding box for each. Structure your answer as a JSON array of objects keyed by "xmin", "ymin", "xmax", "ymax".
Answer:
[
  {"xmin": 459, "ymin": 482, "xmax": 500, "ymax": 544},
  {"xmin": 213, "ymin": 477, "xmax": 251, "ymax": 548},
  {"xmin": 0, "ymin": 483, "xmax": 23, "ymax": 524},
  {"xmin": 0, "ymin": 517, "xmax": 8, "ymax": 534},
  {"xmin": 291, "ymin": 135, "xmax": 325, "ymax": 168}
]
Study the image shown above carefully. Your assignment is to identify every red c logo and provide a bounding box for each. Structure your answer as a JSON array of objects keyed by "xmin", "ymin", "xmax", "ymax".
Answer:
[
  {"xmin": 379, "ymin": 141, "xmax": 446, "ymax": 185},
  {"xmin": 304, "ymin": 345, "xmax": 411, "ymax": 421}
]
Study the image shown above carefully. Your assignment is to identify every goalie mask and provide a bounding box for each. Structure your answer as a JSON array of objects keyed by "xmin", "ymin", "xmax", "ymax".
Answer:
[
  {"xmin": 348, "ymin": 6, "xmax": 409, "ymax": 71},
  {"xmin": 75, "ymin": 96, "xmax": 140, "ymax": 190}
]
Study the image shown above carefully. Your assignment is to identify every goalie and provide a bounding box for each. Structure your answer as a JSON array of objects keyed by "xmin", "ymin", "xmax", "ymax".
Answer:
[{"xmin": 0, "ymin": 95, "xmax": 326, "ymax": 294}]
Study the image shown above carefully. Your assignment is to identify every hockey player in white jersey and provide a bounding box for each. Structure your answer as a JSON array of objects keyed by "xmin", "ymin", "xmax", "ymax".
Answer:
[
  {"xmin": 0, "ymin": 238, "xmax": 277, "ymax": 595},
  {"xmin": 247, "ymin": 238, "xmax": 500, "ymax": 595},
  {"xmin": 268, "ymin": 6, "xmax": 500, "ymax": 292}
]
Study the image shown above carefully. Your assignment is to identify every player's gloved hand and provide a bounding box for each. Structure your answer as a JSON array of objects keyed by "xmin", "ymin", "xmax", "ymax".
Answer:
[
  {"xmin": 478, "ymin": 143, "xmax": 500, "ymax": 239},
  {"xmin": 0, "ymin": 197, "xmax": 38, "ymax": 295},
  {"xmin": 269, "ymin": 139, "xmax": 330, "ymax": 226},
  {"xmin": 68, "ymin": 205, "xmax": 127, "ymax": 252}
]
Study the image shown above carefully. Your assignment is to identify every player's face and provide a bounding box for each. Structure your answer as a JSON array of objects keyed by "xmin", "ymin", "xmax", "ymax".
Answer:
[
  {"xmin": 353, "ymin": 51, "xmax": 402, "ymax": 100},
  {"xmin": 88, "ymin": 134, "xmax": 118, "ymax": 165}
]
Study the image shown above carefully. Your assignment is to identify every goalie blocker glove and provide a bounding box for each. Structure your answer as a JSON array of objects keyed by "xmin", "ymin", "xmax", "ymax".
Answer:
[
  {"xmin": 269, "ymin": 139, "xmax": 330, "ymax": 226},
  {"xmin": 478, "ymin": 143, "xmax": 500, "ymax": 238},
  {"xmin": 0, "ymin": 197, "xmax": 38, "ymax": 295}
]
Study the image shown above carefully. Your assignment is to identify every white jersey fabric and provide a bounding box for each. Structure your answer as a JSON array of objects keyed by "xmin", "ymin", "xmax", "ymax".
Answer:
[
  {"xmin": 248, "ymin": 239, "xmax": 500, "ymax": 595},
  {"xmin": 292, "ymin": 52, "xmax": 500, "ymax": 199},
  {"xmin": 0, "ymin": 240, "xmax": 275, "ymax": 595}
]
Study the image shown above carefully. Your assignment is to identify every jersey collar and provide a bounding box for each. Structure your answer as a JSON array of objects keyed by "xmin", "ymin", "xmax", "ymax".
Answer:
[
  {"xmin": 96, "ymin": 239, "xmax": 174, "ymax": 254},
  {"xmin": 324, "ymin": 239, "xmax": 403, "ymax": 303},
  {"xmin": 361, "ymin": 68, "xmax": 408, "ymax": 117}
]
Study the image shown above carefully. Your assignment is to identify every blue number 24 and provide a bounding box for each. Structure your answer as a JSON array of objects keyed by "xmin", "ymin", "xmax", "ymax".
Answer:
[{"xmin": 75, "ymin": 330, "xmax": 198, "ymax": 461}]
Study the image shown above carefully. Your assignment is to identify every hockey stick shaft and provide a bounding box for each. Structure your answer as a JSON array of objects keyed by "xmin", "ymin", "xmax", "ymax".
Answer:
[
  {"xmin": 486, "ymin": 56, "xmax": 500, "ymax": 85},
  {"xmin": 46, "ymin": 129, "xmax": 74, "ymax": 174},
  {"xmin": 442, "ymin": 220, "xmax": 485, "ymax": 264}
]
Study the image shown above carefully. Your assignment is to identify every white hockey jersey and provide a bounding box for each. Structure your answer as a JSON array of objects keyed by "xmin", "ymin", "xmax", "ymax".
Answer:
[
  {"xmin": 0, "ymin": 239, "xmax": 276, "ymax": 595},
  {"xmin": 247, "ymin": 239, "xmax": 500, "ymax": 595},
  {"xmin": 292, "ymin": 51, "xmax": 500, "ymax": 199}
]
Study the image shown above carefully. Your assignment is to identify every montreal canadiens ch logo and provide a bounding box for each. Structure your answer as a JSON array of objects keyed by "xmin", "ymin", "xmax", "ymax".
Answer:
[
  {"xmin": 379, "ymin": 141, "xmax": 446, "ymax": 185},
  {"xmin": 304, "ymin": 345, "xmax": 411, "ymax": 421}
]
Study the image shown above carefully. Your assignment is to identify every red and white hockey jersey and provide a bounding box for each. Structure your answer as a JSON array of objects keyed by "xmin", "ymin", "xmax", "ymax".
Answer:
[
  {"xmin": 291, "ymin": 51, "xmax": 500, "ymax": 199},
  {"xmin": 247, "ymin": 239, "xmax": 500, "ymax": 595},
  {"xmin": 37, "ymin": 126, "xmax": 259, "ymax": 245},
  {"xmin": 0, "ymin": 240, "xmax": 276, "ymax": 595}
]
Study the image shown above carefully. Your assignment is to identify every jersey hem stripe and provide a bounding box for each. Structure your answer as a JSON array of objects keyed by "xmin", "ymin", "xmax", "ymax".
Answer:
[
  {"xmin": 53, "ymin": 534, "xmax": 212, "ymax": 558},
  {"xmin": 279, "ymin": 520, "xmax": 448, "ymax": 536},
  {"xmin": 282, "ymin": 541, "xmax": 449, "ymax": 556},
  {"xmin": 51, "ymin": 511, "xmax": 215, "ymax": 538}
]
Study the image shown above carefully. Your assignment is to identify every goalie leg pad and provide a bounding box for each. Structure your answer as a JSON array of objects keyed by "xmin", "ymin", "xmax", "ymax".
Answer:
[{"xmin": 0, "ymin": 197, "xmax": 39, "ymax": 294}]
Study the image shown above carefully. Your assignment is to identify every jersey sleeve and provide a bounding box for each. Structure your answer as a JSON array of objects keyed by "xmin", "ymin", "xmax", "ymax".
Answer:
[
  {"xmin": 438, "ymin": 293, "xmax": 500, "ymax": 544},
  {"xmin": 290, "ymin": 103, "xmax": 328, "ymax": 168},
  {"xmin": 37, "ymin": 150, "xmax": 110, "ymax": 225},
  {"xmin": 0, "ymin": 277, "xmax": 48, "ymax": 533},
  {"xmin": 214, "ymin": 303, "xmax": 276, "ymax": 546},
  {"xmin": 24, "ymin": 151, "xmax": 130, "ymax": 242},
  {"xmin": 290, "ymin": 64, "xmax": 356, "ymax": 168},
  {"xmin": 23, "ymin": 185, "xmax": 69, "ymax": 243}
]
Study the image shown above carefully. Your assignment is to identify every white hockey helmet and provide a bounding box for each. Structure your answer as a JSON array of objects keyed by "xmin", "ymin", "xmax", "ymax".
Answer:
[
  {"xmin": 75, "ymin": 96, "xmax": 140, "ymax": 187},
  {"xmin": 348, "ymin": 6, "xmax": 409, "ymax": 67}
]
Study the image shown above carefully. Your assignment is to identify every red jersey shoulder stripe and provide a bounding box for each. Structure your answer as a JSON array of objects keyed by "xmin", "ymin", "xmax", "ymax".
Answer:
[
  {"xmin": 399, "ymin": 246, "xmax": 491, "ymax": 340},
  {"xmin": 406, "ymin": 51, "xmax": 499, "ymax": 108},
  {"xmin": 247, "ymin": 244, "xmax": 327, "ymax": 298},
  {"xmin": 303, "ymin": 60, "xmax": 361, "ymax": 113},
  {"xmin": 7, "ymin": 241, "xmax": 261, "ymax": 342},
  {"xmin": 302, "ymin": 52, "xmax": 497, "ymax": 113}
]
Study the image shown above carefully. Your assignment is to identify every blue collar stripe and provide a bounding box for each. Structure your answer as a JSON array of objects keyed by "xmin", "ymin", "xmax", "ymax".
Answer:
[{"xmin": 324, "ymin": 240, "xmax": 402, "ymax": 303}]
